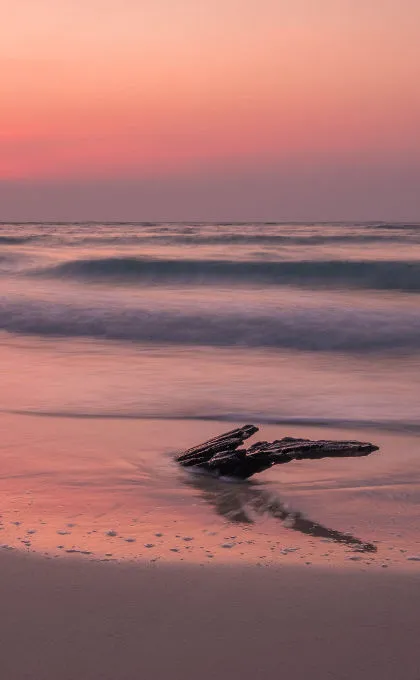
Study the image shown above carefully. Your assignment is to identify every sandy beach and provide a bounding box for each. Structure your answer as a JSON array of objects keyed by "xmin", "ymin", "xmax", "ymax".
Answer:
[
  {"xmin": 1, "ymin": 412, "xmax": 420, "ymax": 678},
  {"xmin": 1, "ymin": 550, "xmax": 419, "ymax": 680},
  {"xmin": 2, "ymin": 406, "xmax": 420, "ymax": 564},
  {"xmin": 0, "ymin": 412, "xmax": 419, "ymax": 568},
  {"xmin": 1, "ymin": 221, "xmax": 420, "ymax": 678},
  {"xmin": 2, "ymin": 0, "xmax": 420, "ymax": 668}
]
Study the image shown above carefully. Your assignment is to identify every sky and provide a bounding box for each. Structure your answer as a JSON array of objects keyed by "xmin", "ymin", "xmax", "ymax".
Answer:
[{"xmin": 1, "ymin": 0, "xmax": 419, "ymax": 221}]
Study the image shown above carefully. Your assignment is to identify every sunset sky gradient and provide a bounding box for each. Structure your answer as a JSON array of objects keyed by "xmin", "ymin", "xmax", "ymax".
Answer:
[{"xmin": 1, "ymin": 0, "xmax": 419, "ymax": 220}]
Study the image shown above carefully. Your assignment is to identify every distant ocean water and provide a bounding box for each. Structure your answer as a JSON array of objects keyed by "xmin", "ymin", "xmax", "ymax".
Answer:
[{"xmin": 1, "ymin": 222, "xmax": 420, "ymax": 430}]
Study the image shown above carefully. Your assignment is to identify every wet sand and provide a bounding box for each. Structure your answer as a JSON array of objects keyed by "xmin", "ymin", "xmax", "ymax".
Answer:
[
  {"xmin": 1, "ymin": 413, "xmax": 419, "ymax": 568},
  {"xmin": 1, "ymin": 412, "xmax": 420, "ymax": 678},
  {"xmin": 1, "ymin": 550, "xmax": 419, "ymax": 680}
]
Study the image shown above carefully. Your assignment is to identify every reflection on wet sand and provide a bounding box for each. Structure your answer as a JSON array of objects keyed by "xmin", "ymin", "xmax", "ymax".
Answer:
[{"xmin": 182, "ymin": 472, "xmax": 377, "ymax": 553}]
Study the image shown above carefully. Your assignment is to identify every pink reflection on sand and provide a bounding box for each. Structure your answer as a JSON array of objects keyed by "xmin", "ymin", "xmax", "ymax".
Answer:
[{"xmin": 0, "ymin": 414, "xmax": 419, "ymax": 570}]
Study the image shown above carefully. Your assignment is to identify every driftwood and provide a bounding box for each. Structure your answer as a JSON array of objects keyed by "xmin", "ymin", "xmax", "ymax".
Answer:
[{"xmin": 176, "ymin": 424, "xmax": 379, "ymax": 480}]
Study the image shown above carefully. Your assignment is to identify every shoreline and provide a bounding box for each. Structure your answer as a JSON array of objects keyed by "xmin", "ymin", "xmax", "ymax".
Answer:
[
  {"xmin": 1, "ymin": 549, "xmax": 420, "ymax": 680},
  {"xmin": 0, "ymin": 412, "xmax": 419, "ymax": 570}
]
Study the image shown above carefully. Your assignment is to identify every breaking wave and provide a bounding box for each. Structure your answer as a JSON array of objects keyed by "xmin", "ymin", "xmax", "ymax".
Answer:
[
  {"xmin": 1, "ymin": 297, "xmax": 419, "ymax": 352},
  {"xmin": 39, "ymin": 232, "xmax": 418, "ymax": 247},
  {"xmin": 0, "ymin": 235, "xmax": 37, "ymax": 245},
  {"xmin": 34, "ymin": 257, "xmax": 420, "ymax": 293}
]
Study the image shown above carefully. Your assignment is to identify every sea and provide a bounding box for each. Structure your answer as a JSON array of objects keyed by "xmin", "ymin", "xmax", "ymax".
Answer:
[{"xmin": 0, "ymin": 221, "xmax": 419, "ymax": 566}]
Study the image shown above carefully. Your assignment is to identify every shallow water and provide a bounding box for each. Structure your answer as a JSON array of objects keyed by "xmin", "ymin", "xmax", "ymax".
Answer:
[{"xmin": 1, "ymin": 222, "xmax": 419, "ymax": 567}]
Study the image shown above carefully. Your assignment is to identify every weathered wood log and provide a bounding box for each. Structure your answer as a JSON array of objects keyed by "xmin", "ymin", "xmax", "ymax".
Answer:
[
  {"xmin": 176, "ymin": 425, "xmax": 379, "ymax": 480},
  {"xmin": 177, "ymin": 424, "xmax": 258, "ymax": 463}
]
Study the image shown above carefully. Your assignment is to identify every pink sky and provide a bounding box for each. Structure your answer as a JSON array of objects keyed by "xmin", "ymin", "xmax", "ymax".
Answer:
[{"xmin": 1, "ymin": 0, "xmax": 419, "ymax": 220}]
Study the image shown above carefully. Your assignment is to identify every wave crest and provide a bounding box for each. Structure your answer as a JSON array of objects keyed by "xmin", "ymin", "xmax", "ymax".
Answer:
[
  {"xmin": 1, "ymin": 297, "xmax": 419, "ymax": 352},
  {"xmin": 34, "ymin": 257, "xmax": 420, "ymax": 293}
]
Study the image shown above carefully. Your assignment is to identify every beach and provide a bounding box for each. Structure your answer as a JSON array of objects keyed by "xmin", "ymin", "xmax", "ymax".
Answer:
[
  {"xmin": 1, "ymin": 412, "xmax": 419, "ymax": 568},
  {"xmin": 3, "ymin": 0, "xmax": 420, "ymax": 670},
  {"xmin": 1, "ymin": 221, "xmax": 420, "ymax": 677},
  {"xmin": 1, "ymin": 550, "xmax": 420, "ymax": 680}
]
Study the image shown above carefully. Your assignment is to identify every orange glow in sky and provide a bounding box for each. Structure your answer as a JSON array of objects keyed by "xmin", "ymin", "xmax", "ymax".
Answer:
[
  {"xmin": 2, "ymin": 0, "xmax": 419, "ymax": 178},
  {"xmin": 1, "ymin": 0, "xmax": 420, "ymax": 220}
]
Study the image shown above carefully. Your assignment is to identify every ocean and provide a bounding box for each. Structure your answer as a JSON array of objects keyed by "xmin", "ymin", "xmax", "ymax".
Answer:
[{"xmin": 1, "ymin": 221, "xmax": 419, "ymax": 566}]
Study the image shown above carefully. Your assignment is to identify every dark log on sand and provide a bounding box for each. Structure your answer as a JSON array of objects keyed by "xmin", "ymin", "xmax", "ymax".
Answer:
[{"xmin": 176, "ymin": 424, "xmax": 379, "ymax": 480}]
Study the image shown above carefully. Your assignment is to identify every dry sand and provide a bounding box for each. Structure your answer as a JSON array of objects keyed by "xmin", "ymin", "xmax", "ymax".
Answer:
[{"xmin": 1, "ymin": 550, "xmax": 419, "ymax": 680}]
